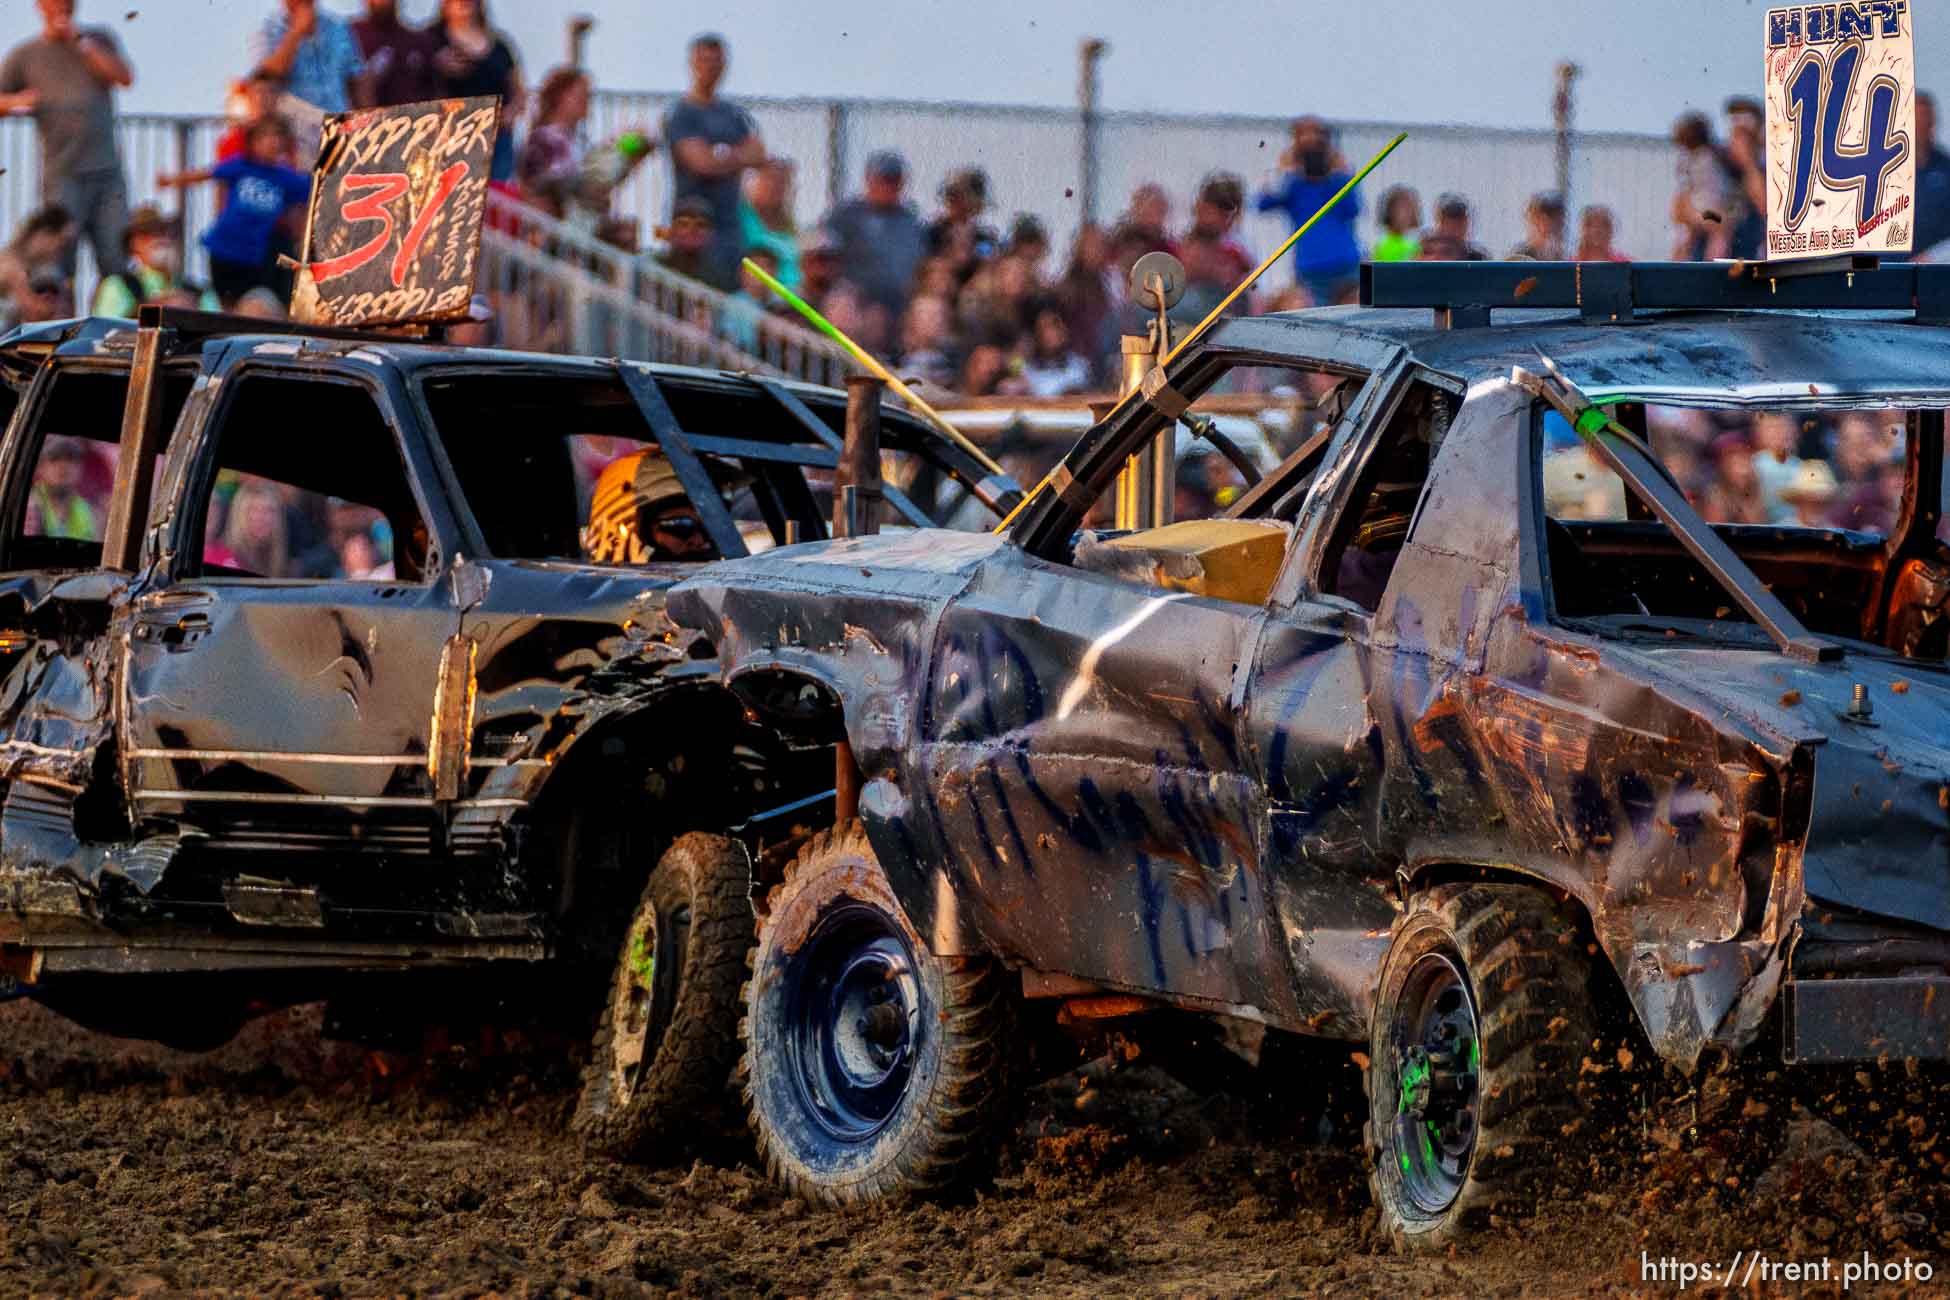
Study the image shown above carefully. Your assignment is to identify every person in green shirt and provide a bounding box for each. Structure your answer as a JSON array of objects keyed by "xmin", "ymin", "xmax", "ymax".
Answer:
[
  {"xmin": 1371, "ymin": 185, "xmax": 1422, "ymax": 263},
  {"xmin": 91, "ymin": 204, "xmax": 218, "ymax": 318},
  {"xmin": 26, "ymin": 437, "xmax": 96, "ymax": 541},
  {"xmin": 737, "ymin": 157, "xmax": 800, "ymax": 289}
]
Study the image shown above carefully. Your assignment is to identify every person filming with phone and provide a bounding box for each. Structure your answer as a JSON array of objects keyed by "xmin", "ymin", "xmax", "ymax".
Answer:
[{"xmin": 1255, "ymin": 115, "xmax": 1362, "ymax": 305}]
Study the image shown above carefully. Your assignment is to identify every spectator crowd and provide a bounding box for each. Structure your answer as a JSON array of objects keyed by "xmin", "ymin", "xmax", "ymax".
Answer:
[
  {"xmin": 1, "ymin": 3, "xmax": 1949, "ymax": 409},
  {"xmin": 1547, "ymin": 404, "xmax": 1909, "ymax": 541}
]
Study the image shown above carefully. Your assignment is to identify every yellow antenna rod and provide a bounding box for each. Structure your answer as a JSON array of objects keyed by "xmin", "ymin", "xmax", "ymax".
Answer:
[
  {"xmin": 1162, "ymin": 131, "xmax": 1407, "ymax": 367},
  {"xmin": 741, "ymin": 257, "xmax": 1006, "ymax": 479},
  {"xmin": 988, "ymin": 132, "xmax": 1408, "ymax": 535}
]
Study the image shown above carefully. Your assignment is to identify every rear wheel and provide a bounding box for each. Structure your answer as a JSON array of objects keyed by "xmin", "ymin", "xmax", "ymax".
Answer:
[
  {"xmin": 573, "ymin": 832, "xmax": 752, "ymax": 1160},
  {"xmin": 742, "ymin": 821, "xmax": 1015, "ymax": 1204},
  {"xmin": 1367, "ymin": 883, "xmax": 1598, "ymax": 1249}
]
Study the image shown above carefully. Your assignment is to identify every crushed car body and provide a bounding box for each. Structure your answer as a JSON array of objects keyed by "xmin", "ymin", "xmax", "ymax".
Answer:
[
  {"xmin": 675, "ymin": 260, "xmax": 1950, "ymax": 1088},
  {"xmin": 0, "ymin": 305, "xmax": 1014, "ymax": 1005}
]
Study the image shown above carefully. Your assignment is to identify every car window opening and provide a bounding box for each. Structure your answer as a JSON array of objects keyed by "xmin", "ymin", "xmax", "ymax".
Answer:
[
  {"xmin": 191, "ymin": 375, "xmax": 429, "ymax": 582},
  {"xmin": 10, "ymin": 368, "xmax": 194, "ymax": 572},
  {"xmin": 418, "ymin": 371, "xmax": 810, "ymax": 564},
  {"xmin": 1317, "ymin": 384, "xmax": 1449, "ymax": 611},
  {"xmin": 1541, "ymin": 401, "xmax": 1946, "ymax": 659},
  {"xmin": 1063, "ymin": 362, "xmax": 1360, "ymax": 606}
]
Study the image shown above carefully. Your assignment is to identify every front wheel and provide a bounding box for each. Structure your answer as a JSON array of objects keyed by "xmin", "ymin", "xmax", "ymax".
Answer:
[
  {"xmin": 742, "ymin": 821, "xmax": 1015, "ymax": 1205},
  {"xmin": 573, "ymin": 831, "xmax": 753, "ymax": 1160},
  {"xmin": 1367, "ymin": 883, "xmax": 1600, "ymax": 1250}
]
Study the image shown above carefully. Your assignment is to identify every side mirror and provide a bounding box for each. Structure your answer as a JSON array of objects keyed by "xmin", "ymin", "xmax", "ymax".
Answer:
[{"xmin": 1129, "ymin": 251, "xmax": 1186, "ymax": 311}]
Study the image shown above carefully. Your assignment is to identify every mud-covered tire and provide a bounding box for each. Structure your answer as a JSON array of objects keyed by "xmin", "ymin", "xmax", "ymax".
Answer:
[
  {"xmin": 1367, "ymin": 883, "xmax": 1598, "ymax": 1250},
  {"xmin": 742, "ymin": 821, "xmax": 1014, "ymax": 1205},
  {"xmin": 573, "ymin": 831, "xmax": 753, "ymax": 1160}
]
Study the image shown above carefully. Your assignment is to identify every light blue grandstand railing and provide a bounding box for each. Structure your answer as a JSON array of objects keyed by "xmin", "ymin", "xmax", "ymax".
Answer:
[
  {"xmin": 0, "ymin": 112, "xmax": 228, "ymax": 310},
  {"xmin": 478, "ymin": 188, "xmax": 852, "ymax": 381},
  {"xmin": 585, "ymin": 91, "xmax": 1682, "ymax": 265},
  {"xmin": 0, "ymin": 112, "xmax": 854, "ymax": 381},
  {"xmin": 0, "ymin": 96, "xmax": 1682, "ymax": 325}
]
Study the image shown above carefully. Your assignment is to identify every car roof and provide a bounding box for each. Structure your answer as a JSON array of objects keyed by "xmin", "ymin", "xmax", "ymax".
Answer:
[
  {"xmin": 0, "ymin": 313, "xmax": 944, "ymax": 440},
  {"xmin": 1206, "ymin": 306, "xmax": 1950, "ymax": 408}
]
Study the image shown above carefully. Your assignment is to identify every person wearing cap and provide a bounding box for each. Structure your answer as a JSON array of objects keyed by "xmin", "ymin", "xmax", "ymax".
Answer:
[
  {"xmin": 1417, "ymin": 194, "xmax": 1488, "ymax": 261},
  {"xmin": 0, "ymin": 203, "xmax": 73, "ymax": 326},
  {"xmin": 92, "ymin": 205, "xmax": 218, "ymax": 317},
  {"xmin": 1778, "ymin": 460, "xmax": 1841, "ymax": 529},
  {"xmin": 926, "ymin": 167, "xmax": 998, "ymax": 279},
  {"xmin": 1509, "ymin": 192, "xmax": 1567, "ymax": 260},
  {"xmin": 663, "ymin": 33, "xmax": 764, "ymax": 288},
  {"xmin": 582, "ymin": 450, "xmax": 719, "ymax": 565},
  {"xmin": 1254, "ymin": 116, "xmax": 1362, "ymax": 304},
  {"xmin": 657, "ymin": 195, "xmax": 722, "ymax": 287},
  {"xmin": 1722, "ymin": 95, "xmax": 1767, "ymax": 262},
  {"xmin": 823, "ymin": 150, "xmax": 927, "ymax": 320},
  {"xmin": 24, "ymin": 437, "xmax": 97, "ymax": 541},
  {"xmin": 797, "ymin": 226, "xmax": 842, "ymax": 310},
  {"xmin": 1910, "ymin": 91, "xmax": 1950, "ymax": 257}
]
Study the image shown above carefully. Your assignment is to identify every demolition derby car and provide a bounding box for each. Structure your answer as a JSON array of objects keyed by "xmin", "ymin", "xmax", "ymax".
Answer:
[
  {"xmin": 0, "ymin": 306, "xmax": 1014, "ymax": 1157},
  {"xmin": 673, "ymin": 259, "xmax": 1950, "ymax": 1244}
]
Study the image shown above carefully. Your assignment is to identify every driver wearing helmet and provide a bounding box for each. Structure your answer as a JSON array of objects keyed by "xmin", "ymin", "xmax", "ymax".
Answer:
[{"xmin": 581, "ymin": 449, "xmax": 721, "ymax": 564}]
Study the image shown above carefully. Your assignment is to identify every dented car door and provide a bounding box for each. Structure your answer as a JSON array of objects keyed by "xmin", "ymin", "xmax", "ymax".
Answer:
[{"xmin": 119, "ymin": 359, "xmax": 464, "ymax": 851}]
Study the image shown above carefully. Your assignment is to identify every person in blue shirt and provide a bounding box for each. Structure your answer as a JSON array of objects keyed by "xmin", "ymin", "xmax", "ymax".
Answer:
[
  {"xmin": 253, "ymin": 0, "xmax": 368, "ymax": 114},
  {"xmin": 159, "ymin": 117, "xmax": 313, "ymax": 307},
  {"xmin": 1255, "ymin": 116, "xmax": 1363, "ymax": 305},
  {"xmin": 1911, "ymin": 91, "xmax": 1950, "ymax": 258}
]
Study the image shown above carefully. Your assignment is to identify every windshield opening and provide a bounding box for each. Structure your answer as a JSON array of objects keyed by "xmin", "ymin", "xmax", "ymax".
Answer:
[{"xmin": 1540, "ymin": 401, "xmax": 1946, "ymax": 659}]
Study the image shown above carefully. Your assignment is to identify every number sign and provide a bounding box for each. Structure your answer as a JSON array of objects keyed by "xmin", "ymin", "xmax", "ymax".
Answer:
[
  {"xmin": 290, "ymin": 96, "xmax": 498, "ymax": 327},
  {"xmin": 1765, "ymin": 3, "xmax": 1915, "ymax": 259}
]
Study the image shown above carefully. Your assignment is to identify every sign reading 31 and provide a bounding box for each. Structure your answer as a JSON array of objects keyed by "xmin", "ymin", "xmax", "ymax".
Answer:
[
  {"xmin": 291, "ymin": 96, "xmax": 499, "ymax": 327},
  {"xmin": 1764, "ymin": 2, "xmax": 1915, "ymax": 259}
]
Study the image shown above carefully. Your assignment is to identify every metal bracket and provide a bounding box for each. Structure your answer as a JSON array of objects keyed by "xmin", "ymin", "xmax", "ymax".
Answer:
[{"xmin": 1139, "ymin": 366, "xmax": 1190, "ymax": 418}]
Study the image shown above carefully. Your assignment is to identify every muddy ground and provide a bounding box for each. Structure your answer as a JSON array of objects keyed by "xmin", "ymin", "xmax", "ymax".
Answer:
[{"xmin": 1, "ymin": 999, "xmax": 1947, "ymax": 1298}]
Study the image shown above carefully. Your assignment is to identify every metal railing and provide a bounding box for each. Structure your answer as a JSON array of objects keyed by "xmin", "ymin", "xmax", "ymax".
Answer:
[
  {"xmin": 0, "ymin": 112, "xmax": 230, "ymax": 308},
  {"xmin": 0, "ymin": 96, "xmax": 1683, "ymax": 348},
  {"xmin": 477, "ymin": 189, "xmax": 852, "ymax": 380},
  {"xmin": 0, "ymin": 112, "xmax": 855, "ymax": 383},
  {"xmin": 585, "ymin": 91, "xmax": 1681, "ymax": 264}
]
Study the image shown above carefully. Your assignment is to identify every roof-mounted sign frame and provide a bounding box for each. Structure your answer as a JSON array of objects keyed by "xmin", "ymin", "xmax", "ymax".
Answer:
[
  {"xmin": 290, "ymin": 95, "xmax": 500, "ymax": 329},
  {"xmin": 1764, "ymin": 2, "xmax": 1916, "ymax": 261}
]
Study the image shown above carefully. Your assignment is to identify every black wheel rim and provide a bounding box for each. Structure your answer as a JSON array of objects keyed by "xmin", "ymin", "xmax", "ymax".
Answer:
[
  {"xmin": 609, "ymin": 902, "xmax": 688, "ymax": 1106},
  {"xmin": 1390, "ymin": 950, "xmax": 1480, "ymax": 1215},
  {"xmin": 782, "ymin": 900, "xmax": 923, "ymax": 1142}
]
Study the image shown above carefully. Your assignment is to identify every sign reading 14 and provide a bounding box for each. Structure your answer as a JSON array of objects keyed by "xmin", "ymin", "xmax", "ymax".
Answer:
[{"xmin": 1775, "ymin": 5, "xmax": 1911, "ymax": 230}]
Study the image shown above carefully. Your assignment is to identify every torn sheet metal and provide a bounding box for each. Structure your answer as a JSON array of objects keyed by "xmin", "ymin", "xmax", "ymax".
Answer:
[{"xmin": 675, "ymin": 311, "xmax": 1950, "ymax": 1074}]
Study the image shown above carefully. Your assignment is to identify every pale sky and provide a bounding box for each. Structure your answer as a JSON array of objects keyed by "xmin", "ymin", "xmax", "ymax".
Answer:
[{"xmin": 16, "ymin": 0, "xmax": 1950, "ymax": 135}]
